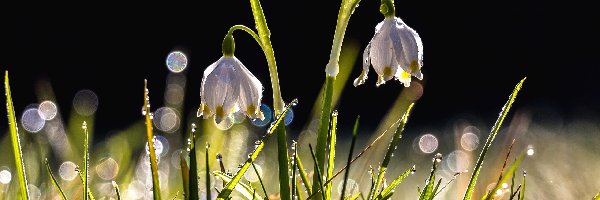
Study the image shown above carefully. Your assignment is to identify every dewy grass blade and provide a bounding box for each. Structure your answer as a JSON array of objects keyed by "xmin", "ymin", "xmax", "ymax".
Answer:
[
  {"xmin": 340, "ymin": 116, "xmax": 359, "ymax": 200},
  {"xmin": 519, "ymin": 171, "xmax": 526, "ymax": 200},
  {"xmin": 187, "ymin": 124, "xmax": 199, "ymax": 200},
  {"xmin": 419, "ymin": 154, "xmax": 442, "ymax": 200},
  {"xmin": 462, "ymin": 78, "xmax": 526, "ymax": 200},
  {"xmin": 45, "ymin": 158, "xmax": 67, "ymax": 200},
  {"xmin": 216, "ymin": 99, "xmax": 296, "ymax": 199},
  {"xmin": 82, "ymin": 121, "xmax": 90, "ymax": 200},
  {"xmin": 377, "ymin": 165, "xmax": 416, "ymax": 199},
  {"xmin": 213, "ymin": 171, "xmax": 263, "ymax": 200},
  {"xmin": 4, "ymin": 71, "xmax": 30, "ymax": 199},
  {"xmin": 143, "ymin": 80, "xmax": 162, "ymax": 200},
  {"xmin": 76, "ymin": 167, "xmax": 95, "ymax": 200},
  {"xmin": 371, "ymin": 104, "xmax": 415, "ymax": 199},
  {"xmin": 309, "ymin": 144, "xmax": 327, "ymax": 200},
  {"xmin": 483, "ymin": 144, "xmax": 525, "ymax": 200},
  {"xmin": 294, "ymin": 146, "xmax": 312, "ymax": 195},
  {"xmin": 326, "ymin": 111, "xmax": 338, "ymax": 199},
  {"xmin": 252, "ymin": 162, "xmax": 268, "ymax": 197}
]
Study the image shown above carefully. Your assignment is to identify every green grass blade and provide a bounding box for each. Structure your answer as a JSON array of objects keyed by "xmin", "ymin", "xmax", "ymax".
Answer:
[
  {"xmin": 112, "ymin": 181, "xmax": 121, "ymax": 200},
  {"xmin": 519, "ymin": 171, "xmax": 526, "ymax": 200},
  {"xmin": 45, "ymin": 158, "xmax": 67, "ymax": 200},
  {"xmin": 308, "ymin": 144, "xmax": 327, "ymax": 200},
  {"xmin": 82, "ymin": 121, "xmax": 90, "ymax": 200},
  {"xmin": 431, "ymin": 178, "xmax": 442, "ymax": 199},
  {"xmin": 340, "ymin": 116, "xmax": 360, "ymax": 200},
  {"xmin": 294, "ymin": 146, "xmax": 312, "ymax": 195},
  {"xmin": 346, "ymin": 193, "xmax": 361, "ymax": 200},
  {"xmin": 4, "ymin": 71, "xmax": 30, "ymax": 199},
  {"xmin": 483, "ymin": 152, "xmax": 525, "ymax": 200},
  {"xmin": 326, "ymin": 111, "xmax": 339, "ymax": 199},
  {"xmin": 216, "ymin": 99, "xmax": 296, "ymax": 199},
  {"xmin": 186, "ymin": 124, "xmax": 199, "ymax": 200},
  {"xmin": 371, "ymin": 103, "xmax": 415, "ymax": 199},
  {"xmin": 213, "ymin": 171, "xmax": 263, "ymax": 200},
  {"xmin": 275, "ymin": 125, "xmax": 291, "ymax": 200},
  {"xmin": 419, "ymin": 154, "xmax": 441, "ymax": 200},
  {"xmin": 143, "ymin": 80, "xmax": 162, "ymax": 199},
  {"xmin": 205, "ymin": 142, "xmax": 210, "ymax": 200},
  {"xmin": 180, "ymin": 154, "xmax": 190, "ymax": 200},
  {"xmin": 377, "ymin": 165, "xmax": 415, "ymax": 199},
  {"xmin": 251, "ymin": 162, "xmax": 267, "ymax": 197},
  {"xmin": 314, "ymin": 75, "xmax": 335, "ymax": 200},
  {"xmin": 462, "ymin": 78, "xmax": 526, "ymax": 200},
  {"xmin": 77, "ymin": 167, "xmax": 95, "ymax": 200}
]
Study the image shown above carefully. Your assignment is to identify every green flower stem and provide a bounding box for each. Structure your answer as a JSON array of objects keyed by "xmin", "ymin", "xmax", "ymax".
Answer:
[
  {"xmin": 315, "ymin": 0, "xmax": 362, "ymax": 198},
  {"xmin": 247, "ymin": 0, "xmax": 290, "ymax": 199},
  {"xmin": 380, "ymin": 0, "xmax": 395, "ymax": 17}
]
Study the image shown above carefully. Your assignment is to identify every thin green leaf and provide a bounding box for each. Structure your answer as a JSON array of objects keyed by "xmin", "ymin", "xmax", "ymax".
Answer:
[
  {"xmin": 251, "ymin": 162, "xmax": 267, "ymax": 198},
  {"xmin": 112, "ymin": 181, "xmax": 121, "ymax": 200},
  {"xmin": 275, "ymin": 125, "xmax": 291, "ymax": 200},
  {"xmin": 45, "ymin": 158, "xmax": 67, "ymax": 200},
  {"xmin": 377, "ymin": 165, "xmax": 416, "ymax": 199},
  {"xmin": 82, "ymin": 121, "xmax": 90, "ymax": 200},
  {"xmin": 308, "ymin": 144, "xmax": 327, "ymax": 200},
  {"xmin": 4, "ymin": 71, "xmax": 29, "ymax": 199},
  {"xmin": 294, "ymin": 150, "xmax": 312, "ymax": 195},
  {"xmin": 314, "ymin": 75, "xmax": 334, "ymax": 200},
  {"xmin": 483, "ymin": 152, "xmax": 526, "ymax": 200},
  {"xmin": 462, "ymin": 78, "xmax": 526, "ymax": 200},
  {"xmin": 216, "ymin": 99, "xmax": 296, "ymax": 199},
  {"xmin": 213, "ymin": 171, "xmax": 263, "ymax": 200},
  {"xmin": 204, "ymin": 142, "xmax": 210, "ymax": 200},
  {"xmin": 345, "ymin": 193, "xmax": 361, "ymax": 200},
  {"xmin": 180, "ymin": 154, "xmax": 190, "ymax": 200},
  {"xmin": 509, "ymin": 185, "xmax": 521, "ymax": 200},
  {"xmin": 326, "ymin": 111, "xmax": 338, "ymax": 199},
  {"xmin": 371, "ymin": 103, "xmax": 415, "ymax": 199},
  {"xmin": 432, "ymin": 178, "xmax": 442, "ymax": 199},
  {"xmin": 519, "ymin": 171, "xmax": 526, "ymax": 200},
  {"xmin": 419, "ymin": 154, "xmax": 441, "ymax": 200},
  {"xmin": 340, "ymin": 116, "xmax": 360, "ymax": 200},
  {"xmin": 143, "ymin": 80, "xmax": 161, "ymax": 200},
  {"xmin": 77, "ymin": 167, "xmax": 95, "ymax": 200}
]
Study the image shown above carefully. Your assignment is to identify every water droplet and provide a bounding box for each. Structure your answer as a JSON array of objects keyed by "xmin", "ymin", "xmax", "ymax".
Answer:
[
  {"xmin": 527, "ymin": 147, "xmax": 535, "ymax": 156},
  {"xmin": 435, "ymin": 153, "xmax": 443, "ymax": 162},
  {"xmin": 38, "ymin": 100, "xmax": 57, "ymax": 120},
  {"xmin": 331, "ymin": 110, "xmax": 339, "ymax": 117},
  {"xmin": 166, "ymin": 51, "xmax": 188, "ymax": 73},
  {"xmin": 142, "ymin": 107, "xmax": 147, "ymax": 116},
  {"xmin": 251, "ymin": 104, "xmax": 272, "ymax": 127},
  {"xmin": 82, "ymin": 121, "xmax": 88, "ymax": 130},
  {"xmin": 216, "ymin": 154, "xmax": 223, "ymax": 162}
]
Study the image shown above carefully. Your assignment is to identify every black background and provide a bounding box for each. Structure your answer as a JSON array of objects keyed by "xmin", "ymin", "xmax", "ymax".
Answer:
[{"xmin": 0, "ymin": 1, "xmax": 598, "ymax": 137}]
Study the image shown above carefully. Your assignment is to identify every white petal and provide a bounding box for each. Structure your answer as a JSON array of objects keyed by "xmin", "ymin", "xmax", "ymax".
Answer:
[
  {"xmin": 201, "ymin": 57, "xmax": 239, "ymax": 123},
  {"xmin": 395, "ymin": 21, "xmax": 423, "ymax": 77},
  {"xmin": 369, "ymin": 19, "xmax": 398, "ymax": 83},
  {"xmin": 396, "ymin": 68, "xmax": 412, "ymax": 87},
  {"xmin": 353, "ymin": 42, "xmax": 371, "ymax": 87},
  {"xmin": 233, "ymin": 57, "xmax": 264, "ymax": 119}
]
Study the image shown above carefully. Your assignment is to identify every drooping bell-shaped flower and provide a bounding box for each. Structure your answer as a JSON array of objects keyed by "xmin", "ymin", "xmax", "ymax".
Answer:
[
  {"xmin": 354, "ymin": 17, "xmax": 423, "ymax": 87},
  {"xmin": 198, "ymin": 56, "xmax": 264, "ymax": 124}
]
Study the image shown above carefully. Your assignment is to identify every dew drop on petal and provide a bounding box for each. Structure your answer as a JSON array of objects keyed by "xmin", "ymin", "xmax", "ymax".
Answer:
[{"xmin": 166, "ymin": 51, "xmax": 188, "ymax": 73}]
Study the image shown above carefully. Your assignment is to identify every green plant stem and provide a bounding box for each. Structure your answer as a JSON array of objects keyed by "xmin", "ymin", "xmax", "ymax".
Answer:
[
  {"xmin": 4, "ymin": 71, "xmax": 29, "ymax": 199},
  {"xmin": 313, "ymin": 75, "xmax": 334, "ymax": 199},
  {"xmin": 379, "ymin": 0, "xmax": 395, "ymax": 17},
  {"xmin": 143, "ymin": 80, "xmax": 162, "ymax": 200},
  {"xmin": 45, "ymin": 158, "xmax": 67, "ymax": 200}
]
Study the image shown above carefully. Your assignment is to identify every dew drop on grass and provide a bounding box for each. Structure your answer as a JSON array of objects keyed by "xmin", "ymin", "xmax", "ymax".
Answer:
[
  {"xmin": 21, "ymin": 108, "xmax": 45, "ymax": 133},
  {"xmin": 460, "ymin": 132, "xmax": 480, "ymax": 151},
  {"xmin": 166, "ymin": 51, "xmax": 188, "ymax": 73},
  {"xmin": 251, "ymin": 104, "xmax": 272, "ymax": 127},
  {"xmin": 0, "ymin": 169, "xmax": 11, "ymax": 184},
  {"xmin": 527, "ymin": 146, "xmax": 535, "ymax": 156},
  {"xmin": 38, "ymin": 100, "xmax": 57, "ymax": 120},
  {"xmin": 418, "ymin": 133, "xmax": 438, "ymax": 154},
  {"xmin": 59, "ymin": 161, "xmax": 78, "ymax": 181},
  {"xmin": 145, "ymin": 138, "xmax": 164, "ymax": 156}
]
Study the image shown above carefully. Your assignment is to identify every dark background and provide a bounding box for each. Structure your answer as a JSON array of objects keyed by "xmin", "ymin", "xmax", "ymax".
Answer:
[{"xmin": 0, "ymin": 1, "xmax": 598, "ymax": 137}]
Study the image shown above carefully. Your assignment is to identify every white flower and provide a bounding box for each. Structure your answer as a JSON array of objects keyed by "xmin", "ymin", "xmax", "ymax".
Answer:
[
  {"xmin": 353, "ymin": 17, "xmax": 423, "ymax": 87},
  {"xmin": 198, "ymin": 56, "xmax": 264, "ymax": 124}
]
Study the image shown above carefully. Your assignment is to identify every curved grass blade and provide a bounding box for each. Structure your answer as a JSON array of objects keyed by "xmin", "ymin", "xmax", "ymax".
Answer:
[
  {"xmin": 45, "ymin": 158, "xmax": 67, "ymax": 200},
  {"xmin": 340, "ymin": 116, "xmax": 360, "ymax": 200},
  {"xmin": 213, "ymin": 171, "xmax": 263, "ymax": 200},
  {"xmin": 462, "ymin": 78, "xmax": 526, "ymax": 200},
  {"xmin": 377, "ymin": 165, "xmax": 415, "ymax": 199},
  {"xmin": 216, "ymin": 99, "xmax": 296, "ymax": 199},
  {"xmin": 371, "ymin": 103, "xmax": 415, "ymax": 199},
  {"xmin": 112, "ymin": 181, "xmax": 121, "ymax": 200},
  {"xmin": 251, "ymin": 162, "xmax": 267, "ymax": 197},
  {"xmin": 143, "ymin": 80, "xmax": 162, "ymax": 199},
  {"xmin": 419, "ymin": 154, "xmax": 442, "ymax": 200},
  {"xmin": 483, "ymin": 150, "xmax": 525, "ymax": 200},
  {"xmin": 294, "ymin": 145, "xmax": 312, "ymax": 195},
  {"xmin": 325, "ymin": 111, "xmax": 339, "ymax": 199},
  {"xmin": 4, "ymin": 71, "xmax": 30, "ymax": 199}
]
